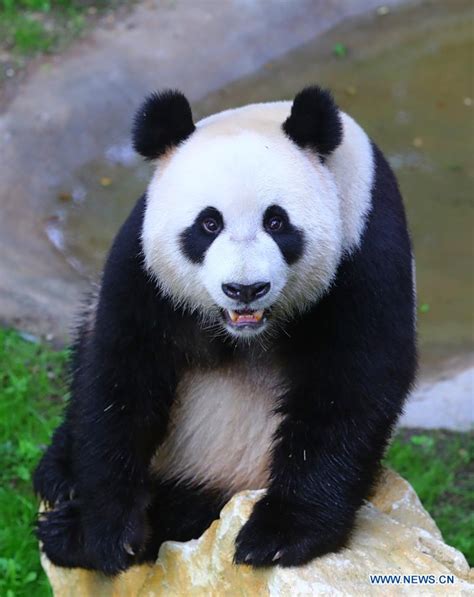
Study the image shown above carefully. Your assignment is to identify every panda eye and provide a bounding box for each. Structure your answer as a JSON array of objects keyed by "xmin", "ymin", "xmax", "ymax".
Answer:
[
  {"xmin": 202, "ymin": 217, "xmax": 221, "ymax": 234},
  {"xmin": 265, "ymin": 215, "xmax": 284, "ymax": 232}
]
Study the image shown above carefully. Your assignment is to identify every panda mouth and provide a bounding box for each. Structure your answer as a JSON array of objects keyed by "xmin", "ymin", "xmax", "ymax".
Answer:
[{"xmin": 223, "ymin": 308, "xmax": 267, "ymax": 328}]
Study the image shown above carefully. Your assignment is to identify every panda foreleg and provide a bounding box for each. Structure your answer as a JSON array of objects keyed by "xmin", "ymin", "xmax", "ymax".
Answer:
[
  {"xmin": 234, "ymin": 339, "xmax": 413, "ymax": 568},
  {"xmin": 38, "ymin": 197, "xmax": 180, "ymax": 575},
  {"xmin": 36, "ymin": 340, "xmax": 170, "ymax": 575},
  {"xmin": 234, "ymin": 398, "xmax": 395, "ymax": 567},
  {"xmin": 65, "ymin": 323, "xmax": 177, "ymax": 574}
]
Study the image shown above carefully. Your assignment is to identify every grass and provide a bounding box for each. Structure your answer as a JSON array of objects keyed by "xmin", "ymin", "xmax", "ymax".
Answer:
[
  {"xmin": 0, "ymin": 327, "xmax": 472, "ymax": 595},
  {"xmin": 1, "ymin": 1, "xmax": 87, "ymax": 56},
  {"xmin": 385, "ymin": 429, "xmax": 474, "ymax": 564},
  {"xmin": 0, "ymin": 328, "xmax": 68, "ymax": 596},
  {"xmin": 0, "ymin": 1, "xmax": 131, "ymax": 58}
]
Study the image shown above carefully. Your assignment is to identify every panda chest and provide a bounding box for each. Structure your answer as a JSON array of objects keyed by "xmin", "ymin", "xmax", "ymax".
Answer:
[{"xmin": 150, "ymin": 362, "xmax": 286, "ymax": 494}]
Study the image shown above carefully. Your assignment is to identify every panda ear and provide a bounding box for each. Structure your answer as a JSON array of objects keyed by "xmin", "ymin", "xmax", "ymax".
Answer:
[
  {"xmin": 283, "ymin": 86, "xmax": 343, "ymax": 159},
  {"xmin": 132, "ymin": 90, "xmax": 195, "ymax": 160}
]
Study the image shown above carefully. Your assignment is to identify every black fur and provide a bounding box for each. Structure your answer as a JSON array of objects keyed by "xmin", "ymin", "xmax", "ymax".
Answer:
[
  {"xmin": 132, "ymin": 90, "xmax": 195, "ymax": 160},
  {"xmin": 180, "ymin": 206, "xmax": 224, "ymax": 264},
  {"xmin": 141, "ymin": 481, "xmax": 227, "ymax": 562},
  {"xmin": 283, "ymin": 86, "xmax": 343, "ymax": 158},
  {"xmin": 34, "ymin": 142, "xmax": 416, "ymax": 573},
  {"xmin": 263, "ymin": 204, "xmax": 305, "ymax": 265}
]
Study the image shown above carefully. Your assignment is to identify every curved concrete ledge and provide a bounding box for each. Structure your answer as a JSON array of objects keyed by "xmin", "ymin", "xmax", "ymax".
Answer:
[{"xmin": 401, "ymin": 366, "xmax": 474, "ymax": 432}]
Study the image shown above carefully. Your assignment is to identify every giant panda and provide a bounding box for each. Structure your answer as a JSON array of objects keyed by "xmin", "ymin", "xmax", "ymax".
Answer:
[{"xmin": 34, "ymin": 86, "xmax": 417, "ymax": 575}]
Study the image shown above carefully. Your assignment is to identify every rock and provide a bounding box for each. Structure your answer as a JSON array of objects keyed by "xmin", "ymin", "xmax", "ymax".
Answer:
[{"xmin": 42, "ymin": 469, "xmax": 473, "ymax": 596}]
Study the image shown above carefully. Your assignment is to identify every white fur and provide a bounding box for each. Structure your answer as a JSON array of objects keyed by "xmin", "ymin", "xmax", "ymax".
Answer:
[
  {"xmin": 150, "ymin": 362, "xmax": 285, "ymax": 493},
  {"xmin": 326, "ymin": 111, "xmax": 374, "ymax": 254},
  {"xmin": 142, "ymin": 101, "xmax": 374, "ymax": 331}
]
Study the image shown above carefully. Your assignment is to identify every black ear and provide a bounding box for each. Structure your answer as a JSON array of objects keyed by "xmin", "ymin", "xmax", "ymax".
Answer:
[
  {"xmin": 283, "ymin": 86, "xmax": 343, "ymax": 158},
  {"xmin": 132, "ymin": 90, "xmax": 195, "ymax": 159}
]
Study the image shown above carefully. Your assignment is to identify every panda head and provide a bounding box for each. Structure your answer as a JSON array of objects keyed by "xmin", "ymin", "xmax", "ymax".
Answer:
[{"xmin": 136, "ymin": 87, "xmax": 369, "ymax": 339}]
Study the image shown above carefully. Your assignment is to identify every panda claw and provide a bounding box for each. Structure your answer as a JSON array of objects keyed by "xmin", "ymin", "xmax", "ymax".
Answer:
[
  {"xmin": 272, "ymin": 550, "xmax": 282, "ymax": 562},
  {"xmin": 124, "ymin": 542, "xmax": 135, "ymax": 556}
]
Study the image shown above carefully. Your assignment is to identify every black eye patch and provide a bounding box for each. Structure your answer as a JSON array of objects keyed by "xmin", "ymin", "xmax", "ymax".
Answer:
[
  {"xmin": 263, "ymin": 204, "xmax": 305, "ymax": 265},
  {"xmin": 180, "ymin": 207, "xmax": 224, "ymax": 264}
]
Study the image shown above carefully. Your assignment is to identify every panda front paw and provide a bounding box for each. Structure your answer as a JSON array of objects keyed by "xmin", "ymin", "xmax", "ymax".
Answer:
[
  {"xmin": 234, "ymin": 495, "xmax": 349, "ymax": 568},
  {"xmin": 37, "ymin": 499, "xmax": 87, "ymax": 568},
  {"xmin": 38, "ymin": 497, "xmax": 149, "ymax": 575},
  {"xmin": 82, "ymin": 502, "xmax": 149, "ymax": 575}
]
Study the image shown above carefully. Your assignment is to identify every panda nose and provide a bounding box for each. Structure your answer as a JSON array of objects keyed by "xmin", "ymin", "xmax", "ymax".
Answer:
[{"xmin": 221, "ymin": 282, "xmax": 271, "ymax": 303}]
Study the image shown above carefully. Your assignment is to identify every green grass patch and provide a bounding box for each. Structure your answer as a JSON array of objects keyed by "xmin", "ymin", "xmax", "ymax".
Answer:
[
  {"xmin": 1, "ymin": 1, "xmax": 83, "ymax": 56},
  {"xmin": 385, "ymin": 429, "xmax": 473, "ymax": 565},
  {"xmin": 0, "ymin": 1, "xmax": 129, "ymax": 57},
  {"xmin": 0, "ymin": 328, "xmax": 68, "ymax": 596},
  {"xmin": 0, "ymin": 326, "xmax": 472, "ymax": 595}
]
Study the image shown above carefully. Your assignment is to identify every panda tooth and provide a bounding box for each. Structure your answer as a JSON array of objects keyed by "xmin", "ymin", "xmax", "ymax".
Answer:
[
  {"xmin": 254, "ymin": 310, "xmax": 264, "ymax": 321},
  {"xmin": 228, "ymin": 309, "xmax": 239, "ymax": 322}
]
